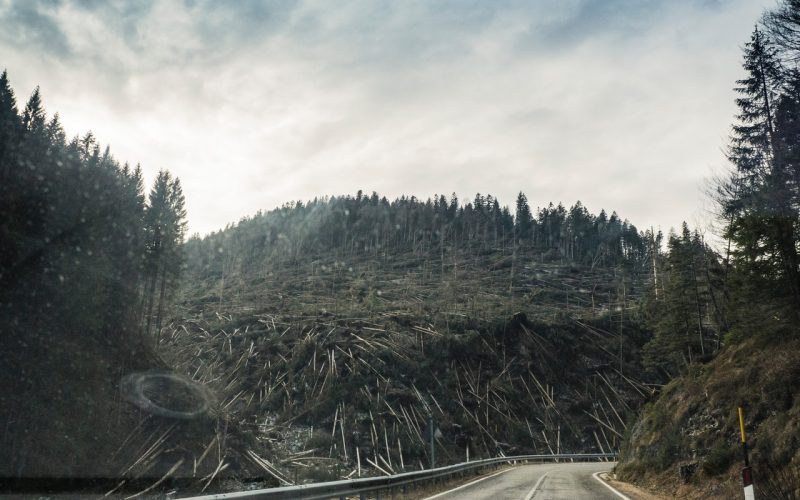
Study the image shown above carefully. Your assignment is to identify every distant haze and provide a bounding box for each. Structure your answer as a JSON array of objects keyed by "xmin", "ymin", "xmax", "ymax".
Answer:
[{"xmin": 0, "ymin": 0, "xmax": 774, "ymax": 237}]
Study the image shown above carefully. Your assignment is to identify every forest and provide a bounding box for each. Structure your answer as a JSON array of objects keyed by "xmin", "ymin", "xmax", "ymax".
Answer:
[
  {"xmin": 0, "ymin": 70, "xmax": 188, "ymax": 347},
  {"xmin": 186, "ymin": 191, "xmax": 648, "ymax": 273},
  {"xmin": 0, "ymin": 70, "xmax": 202, "ymax": 485}
]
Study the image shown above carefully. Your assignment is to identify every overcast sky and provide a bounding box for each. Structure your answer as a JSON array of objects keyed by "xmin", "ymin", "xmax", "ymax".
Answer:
[{"xmin": 0, "ymin": 0, "xmax": 776, "ymax": 237}]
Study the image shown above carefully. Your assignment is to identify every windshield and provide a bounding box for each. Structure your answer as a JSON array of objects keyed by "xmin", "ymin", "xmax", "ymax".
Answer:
[{"xmin": 2, "ymin": 1, "xmax": 799, "ymax": 499}]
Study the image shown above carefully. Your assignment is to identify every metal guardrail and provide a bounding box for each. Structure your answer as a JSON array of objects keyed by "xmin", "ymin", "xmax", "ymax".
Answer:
[{"xmin": 179, "ymin": 453, "xmax": 617, "ymax": 500}]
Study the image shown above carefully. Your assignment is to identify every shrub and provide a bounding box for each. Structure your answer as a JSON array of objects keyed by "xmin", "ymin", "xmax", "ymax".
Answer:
[{"xmin": 702, "ymin": 443, "xmax": 736, "ymax": 476}]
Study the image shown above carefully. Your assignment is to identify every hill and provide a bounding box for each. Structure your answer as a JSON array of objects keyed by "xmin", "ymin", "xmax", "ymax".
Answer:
[{"xmin": 166, "ymin": 192, "xmax": 659, "ymax": 483}]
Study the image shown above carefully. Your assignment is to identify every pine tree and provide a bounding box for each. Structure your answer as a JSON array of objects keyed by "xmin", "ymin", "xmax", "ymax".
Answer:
[
  {"xmin": 644, "ymin": 224, "xmax": 717, "ymax": 374},
  {"xmin": 765, "ymin": 0, "xmax": 800, "ymax": 58},
  {"xmin": 721, "ymin": 27, "xmax": 800, "ymax": 311},
  {"xmin": 21, "ymin": 86, "xmax": 45, "ymax": 134},
  {"xmin": 154, "ymin": 177, "xmax": 187, "ymax": 336},
  {"xmin": 726, "ymin": 28, "xmax": 782, "ymax": 202},
  {"xmin": 770, "ymin": 70, "xmax": 800, "ymax": 305},
  {"xmin": 45, "ymin": 113, "xmax": 66, "ymax": 151},
  {"xmin": 0, "ymin": 71, "xmax": 21, "ymax": 275},
  {"xmin": 514, "ymin": 192, "xmax": 533, "ymax": 243},
  {"xmin": 0, "ymin": 70, "xmax": 19, "ymax": 165},
  {"xmin": 143, "ymin": 171, "xmax": 172, "ymax": 339}
]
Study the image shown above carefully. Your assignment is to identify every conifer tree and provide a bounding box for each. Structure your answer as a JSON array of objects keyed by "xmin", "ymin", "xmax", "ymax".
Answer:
[
  {"xmin": 644, "ymin": 224, "xmax": 716, "ymax": 374},
  {"xmin": 765, "ymin": 0, "xmax": 800, "ymax": 57},
  {"xmin": 721, "ymin": 27, "xmax": 800, "ymax": 311},
  {"xmin": 514, "ymin": 192, "xmax": 533, "ymax": 243},
  {"xmin": 143, "ymin": 171, "xmax": 172, "ymax": 338},
  {"xmin": 0, "ymin": 70, "xmax": 19, "ymax": 165},
  {"xmin": 0, "ymin": 70, "xmax": 21, "ymax": 275},
  {"xmin": 724, "ymin": 27, "xmax": 783, "ymax": 209},
  {"xmin": 155, "ymin": 177, "xmax": 187, "ymax": 335},
  {"xmin": 142, "ymin": 171, "xmax": 187, "ymax": 341},
  {"xmin": 21, "ymin": 87, "xmax": 45, "ymax": 134}
]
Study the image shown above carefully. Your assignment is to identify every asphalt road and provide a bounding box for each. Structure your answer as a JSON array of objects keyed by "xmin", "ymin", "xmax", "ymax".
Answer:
[{"xmin": 424, "ymin": 462, "xmax": 628, "ymax": 500}]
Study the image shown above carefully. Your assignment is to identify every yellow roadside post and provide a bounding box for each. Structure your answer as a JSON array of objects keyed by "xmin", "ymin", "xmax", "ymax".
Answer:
[{"xmin": 739, "ymin": 406, "xmax": 755, "ymax": 500}]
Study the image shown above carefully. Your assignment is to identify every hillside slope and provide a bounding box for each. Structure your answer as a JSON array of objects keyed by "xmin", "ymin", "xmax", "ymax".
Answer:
[{"xmin": 617, "ymin": 329, "xmax": 800, "ymax": 499}]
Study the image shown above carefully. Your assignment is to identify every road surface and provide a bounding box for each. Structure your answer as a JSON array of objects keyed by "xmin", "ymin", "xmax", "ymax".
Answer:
[{"xmin": 424, "ymin": 462, "xmax": 629, "ymax": 500}]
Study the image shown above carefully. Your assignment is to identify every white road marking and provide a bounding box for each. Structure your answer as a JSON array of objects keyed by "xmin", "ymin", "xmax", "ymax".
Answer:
[
  {"xmin": 592, "ymin": 471, "xmax": 632, "ymax": 500},
  {"xmin": 522, "ymin": 468, "xmax": 556, "ymax": 500},
  {"xmin": 422, "ymin": 467, "xmax": 517, "ymax": 500}
]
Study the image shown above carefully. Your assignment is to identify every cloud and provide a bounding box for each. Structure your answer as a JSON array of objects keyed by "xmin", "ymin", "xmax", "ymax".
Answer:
[
  {"xmin": 0, "ymin": 0, "xmax": 71, "ymax": 57},
  {"xmin": 0, "ymin": 0, "xmax": 776, "ymax": 237}
]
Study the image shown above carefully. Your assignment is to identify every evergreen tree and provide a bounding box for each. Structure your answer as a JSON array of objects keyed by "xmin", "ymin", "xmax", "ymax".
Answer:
[
  {"xmin": 721, "ymin": 27, "xmax": 800, "ymax": 311},
  {"xmin": 142, "ymin": 171, "xmax": 187, "ymax": 342},
  {"xmin": 724, "ymin": 27, "xmax": 783, "ymax": 207},
  {"xmin": 155, "ymin": 177, "xmax": 187, "ymax": 335},
  {"xmin": 765, "ymin": 0, "xmax": 800, "ymax": 58},
  {"xmin": 644, "ymin": 224, "xmax": 719, "ymax": 375},
  {"xmin": 0, "ymin": 70, "xmax": 21, "ymax": 276},
  {"xmin": 21, "ymin": 87, "xmax": 45, "ymax": 134},
  {"xmin": 0, "ymin": 69, "xmax": 19, "ymax": 165},
  {"xmin": 514, "ymin": 192, "xmax": 533, "ymax": 243}
]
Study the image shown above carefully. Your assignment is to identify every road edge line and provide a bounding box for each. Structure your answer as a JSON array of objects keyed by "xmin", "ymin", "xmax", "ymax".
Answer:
[
  {"xmin": 422, "ymin": 466, "xmax": 516, "ymax": 500},
  {"xmin": 592, "ymin": 471, "xmax": 632, "ymax": 500}
]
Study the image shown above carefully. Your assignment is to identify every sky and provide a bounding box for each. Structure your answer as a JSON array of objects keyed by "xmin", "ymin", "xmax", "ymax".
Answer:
[{"xmin": 0, "ymin": 0, "xmax": 777, "ymax": 237}]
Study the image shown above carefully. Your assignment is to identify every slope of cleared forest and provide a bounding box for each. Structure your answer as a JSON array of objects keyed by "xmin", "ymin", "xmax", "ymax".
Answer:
[{"xmin": 167, "ymin": 202, "xmax": 659, "ymax": 484}]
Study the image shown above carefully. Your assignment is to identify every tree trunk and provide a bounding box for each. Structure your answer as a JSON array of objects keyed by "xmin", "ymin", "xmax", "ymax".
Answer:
[
  {"xmin": 154, "ymin": 266, "xmax": 168, "ymax": 348},
  {"xmin": 143, "ymin": 239, "xmax": 160, "ymax": 338},
  {"xmin": 776, "ymin": 216, "xmax": 800, "ymax": 312},
  {"xmin": 690, "ymin": 260, "xmax": 705, "ymax": 356}
]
